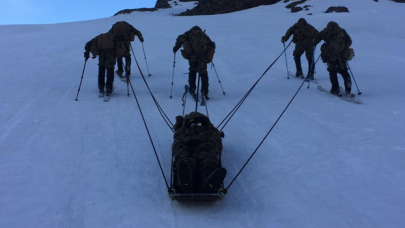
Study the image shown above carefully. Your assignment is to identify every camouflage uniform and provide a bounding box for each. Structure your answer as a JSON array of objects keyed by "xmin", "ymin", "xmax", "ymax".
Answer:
[
  {"xmin": 84, "ymin": 33, "xmax": 121, "ymax": 94},
  {"xmin": 282, "ymin": 18, "xmax": 319, "ymax": 79},
  {"xmin": 172, "ymin": 112, "xmax": 225, "ymax": 193},
  {"xmin": 173, "ymin": 26, "xmax": 215, "ymax": 96},
  {"xmin": 314, "ymin": 21, "xmax": 353, "ymax": 94},
  {"xmin": 108, "ymin": 21, "xmax": 144, "ymax": 77}
]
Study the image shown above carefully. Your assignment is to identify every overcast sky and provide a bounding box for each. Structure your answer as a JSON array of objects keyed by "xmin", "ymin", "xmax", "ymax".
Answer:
[{"xmin": 0, "ymin": 0, "xmax": 156, "ymax": 25}]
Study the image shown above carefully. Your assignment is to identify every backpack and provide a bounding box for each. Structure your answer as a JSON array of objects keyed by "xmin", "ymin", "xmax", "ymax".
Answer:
[
  {"xmin": 181, "ymin": 30, "xmax": 215, "ymax": 63},
  {"xmin": 90, "ymin": 33, "xmax": 115, "ymax": 55},
  {"xmin": 321, "ymin": 29, "xmax": 350, "ymax": 62},
  {"xmin": 205, "ymin": 42, "xmax": 215, "ymax": 63},
  {"xmin": 189, "ymin": 30, "xmax": 208, "ymax": 54},
  {"xmin": 342, "ymin": 48, "xmax": 355, "ymax": 61},
  {"xmin": 329, "ymin": 37, "xmax": 346, "ymax": 54},
  {"xmin": 98, "ymin": 33, "xmax": 115, "ymax": 49},
  {"xmin": 90, "ymin": 33, "xmax": 123, "ymax": 57}
]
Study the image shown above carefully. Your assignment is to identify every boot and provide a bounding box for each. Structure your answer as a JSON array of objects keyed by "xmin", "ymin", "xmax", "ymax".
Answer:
[
  {"xmin": 106, "ymin": 87, "xmax": 113, "ymax": 96},
  {"xmin": 329, "ymin": 71, "xmax": 340, "ymax": 96},
  {"xmin": 294, "ymin": 57, "xmax": 303, "ymax": 78},
  {"xmin": 177, "ymin": 159, "xmax": 194, "ymax": 193},
  {"xmin": 330, "ymin": 88, "xmax": 342, "ymax": 97},
  {"xmin": 202, "ymin": 91, "xmax": 209, "ymax": 100},
  {"xmin": 199, "ymin": 167, "xmax": 227, "ymax": 193},
  {"xmin": 116, "ymin": 57, "xmax": 124, "ymax": 73},
  {"xmin": 340, "ymin": 69, "xmax": 352, "ymax": 95},
  {"xmin": 115, "ymin": 70, "xmax": 123, "ymax": 78},
  {"xmin": 125, "ymin": 70, "xmax": 131, "ymax": 78}
]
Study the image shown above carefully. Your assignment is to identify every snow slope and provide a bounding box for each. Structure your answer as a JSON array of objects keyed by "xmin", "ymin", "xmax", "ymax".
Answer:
[{"xmin": 1, "ymin": 0, "xmax": 405, "ymax": 227}]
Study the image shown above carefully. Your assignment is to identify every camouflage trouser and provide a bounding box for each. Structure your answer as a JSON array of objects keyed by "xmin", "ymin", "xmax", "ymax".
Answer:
[
  {"xmin": 172, "ymin": 138, "xmax": 220, "ymax": 174},
  {"xmin": 189, "ymin": 71, "xmax": 209, "ymax": 94},
  {"xmin": 326, "ymin": 57, "xmax": 347, "ymax": 72},
  {"xmin": 189, "ymin": 54, "xmax": 208, "ymax": 74},
  {"xmin": 329, "ymin": 68, "xmax": 352, "ymax": 93},
  {"xmin": 293, "ymin": 39, "xmax": 315, "ymax": 61},
  {"xmin": 98, "ymin": 66, "xmax": 114, "ymax": 91},
  {"xmin": 122, "ymin": 41, "xmax": 131, "ymax": 57},
  {"xmin": 98, "ymin": 49, "xmax": 116, "ymax": 68},
  {"xmin": 117, "ymin": 56, "xmax": 131, "ymax": 73},
  {"xmin": 97, "ymin": 50, "xmax": 116, "ymax": 91}
]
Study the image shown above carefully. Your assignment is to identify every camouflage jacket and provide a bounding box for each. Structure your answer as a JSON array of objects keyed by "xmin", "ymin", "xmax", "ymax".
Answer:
[
  {"xmin": 284, "ymin": 22, "xmax": 319, "ymax": 43},
  {"xmin": 314, "ymin": 27, "xmax": 352, "ymax": 48},
  {"xmin": 174, "ymin": 26, "xmax": 215, "ymax": 54},
  {"xmin": 108, "ymin": 21, "xmax": 143, "ymax": 42},
  {"xmin": 84, "ymin": 33, "xmax": 124, "ymax": 57}
]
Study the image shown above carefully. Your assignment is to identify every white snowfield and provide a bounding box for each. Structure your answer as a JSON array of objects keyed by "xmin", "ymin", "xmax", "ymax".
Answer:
[{"xmin": 1, "ymin": 0, "xmax": 405, "ymax": 227}]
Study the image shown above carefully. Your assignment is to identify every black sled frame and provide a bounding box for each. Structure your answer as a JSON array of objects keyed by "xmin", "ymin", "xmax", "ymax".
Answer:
[{"xmin": 169, "ymin": 191, "xmax": 225, "ymax": 202}]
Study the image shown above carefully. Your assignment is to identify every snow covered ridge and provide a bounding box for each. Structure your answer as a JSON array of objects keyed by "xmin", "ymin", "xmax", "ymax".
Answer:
[
  {"xmin": 116, "ymin": 0, "xmax": 405, "ymax": 17},
  {"xmin": 178, "ymin": 0, "xmax": 281, "ymax": 15},
  {"xmin": 1, "ymin": 0, "xmax": 405, "ymax": 227},
  {"xmin": 114, "ymin": 8, "xmax": 157, "ymax": 16}
]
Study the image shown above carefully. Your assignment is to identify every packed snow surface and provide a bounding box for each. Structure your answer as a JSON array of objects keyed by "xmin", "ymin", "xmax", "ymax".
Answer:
[{"xmin": 1, "ymin": 0, "xmax": 405, "ymax": 227}]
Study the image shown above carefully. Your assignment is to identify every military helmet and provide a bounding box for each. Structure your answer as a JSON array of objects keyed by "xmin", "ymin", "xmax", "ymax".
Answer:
[
  {"xmin": 327, "ymin": 21, "xmax": 339, "ymax": 28},
  {"xmin": 184, "ymin": 112, "xmax": 210, "ymax": 128},
  {"xmin": 298, "ymin": 18, "xmax": 307, "ymax": 24},
  {"xmin": 191, "ymin": 26, "xmax": 202, "ymax": 31}
]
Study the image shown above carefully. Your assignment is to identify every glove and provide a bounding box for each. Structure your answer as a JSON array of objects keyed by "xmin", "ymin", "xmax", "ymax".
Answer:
[
  {"xmin": 220, "ymin": 131, "xmax": 225, "ymax": 138},
  {"xmin": 91, "ymin": 54, "xmax": 97, "ymax": 59},
  {"xmin": 281, "ymin": 36, "xmax": 286, "ymax": 43},
  {"xmin": 173, "ymin": 46, "xmax": 180, "ymax": 53},
  {"xmin": 139, "ymin": 36, "xmax": 144, "ymax": 43},
  {"xmin": 84, "ymin": 52, "xmax": 89, "ymax": 60}
]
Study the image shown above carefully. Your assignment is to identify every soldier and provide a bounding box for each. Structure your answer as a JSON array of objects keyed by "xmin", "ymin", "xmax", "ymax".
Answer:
[
  {"xmin": 173, "ymin": 26, "xmax": 216, "ymax": 100},
  {"xmin": 108, "ymin": 21, "xmax": 144, "ymax": 78},
  {"xmin": 314, "ymin": 21, "xmax": 354, "ymax": 96},
  {"xmin": 172, "ymin": 112, "xmax": 226, "ymax": 193},
  {"xmin": 84, "ymin": 33, "xmax": 123, "ymax": 97},
  {"xmin": 282, "ymin": 18, "xmax": 319, "ymax": 79}
]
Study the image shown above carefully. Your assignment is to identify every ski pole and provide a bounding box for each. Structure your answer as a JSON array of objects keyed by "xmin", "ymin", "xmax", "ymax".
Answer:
[
  {"xmin": 313, "ymin": 53, "xmax": 321, "ymax": 76},
  {"xmin": 170, "ymin": 54, "xmax": 176, "ymax": 98},
  {"xmin": 194, "ymin": 54, "xmax": 204, "ymax": 112},
  {"xmin": 347, "ymin": 62, "xmax": 362, "ymax": 95},
  {"xmin": 195, "ymin": 72, "xmax": 201, "ymax": 112},
  {"xmin": 283, "ymin": 42, "xmax": 290, "ymax": 79},
  {"xmin": 211, "ymin": 61, "xmax": 226, "ymax": 95},
  {"xmin": 126, "ymin": 76, "xmax": 130, "ymax": 97},
  {"xmin": 75, "ymin": 60, "xmax": 88, "ymax": 101},
  {"xmin": 182, "ymin": 85, "xmax": 188, "ymax": 116},
  {"xmin": 315, "ymin": 53, "xmax": 321, "ymax": 65},
  {"xmin": 312, "ymin": 50, "xmax": 317, "ymax": 76},
  {"xmin": 203, "ymin": 92, "xmax": 209, "ymax": 118},
  {"xmin": 141, "ymin": 43, "xmax": 152, "ymax": 76}
]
